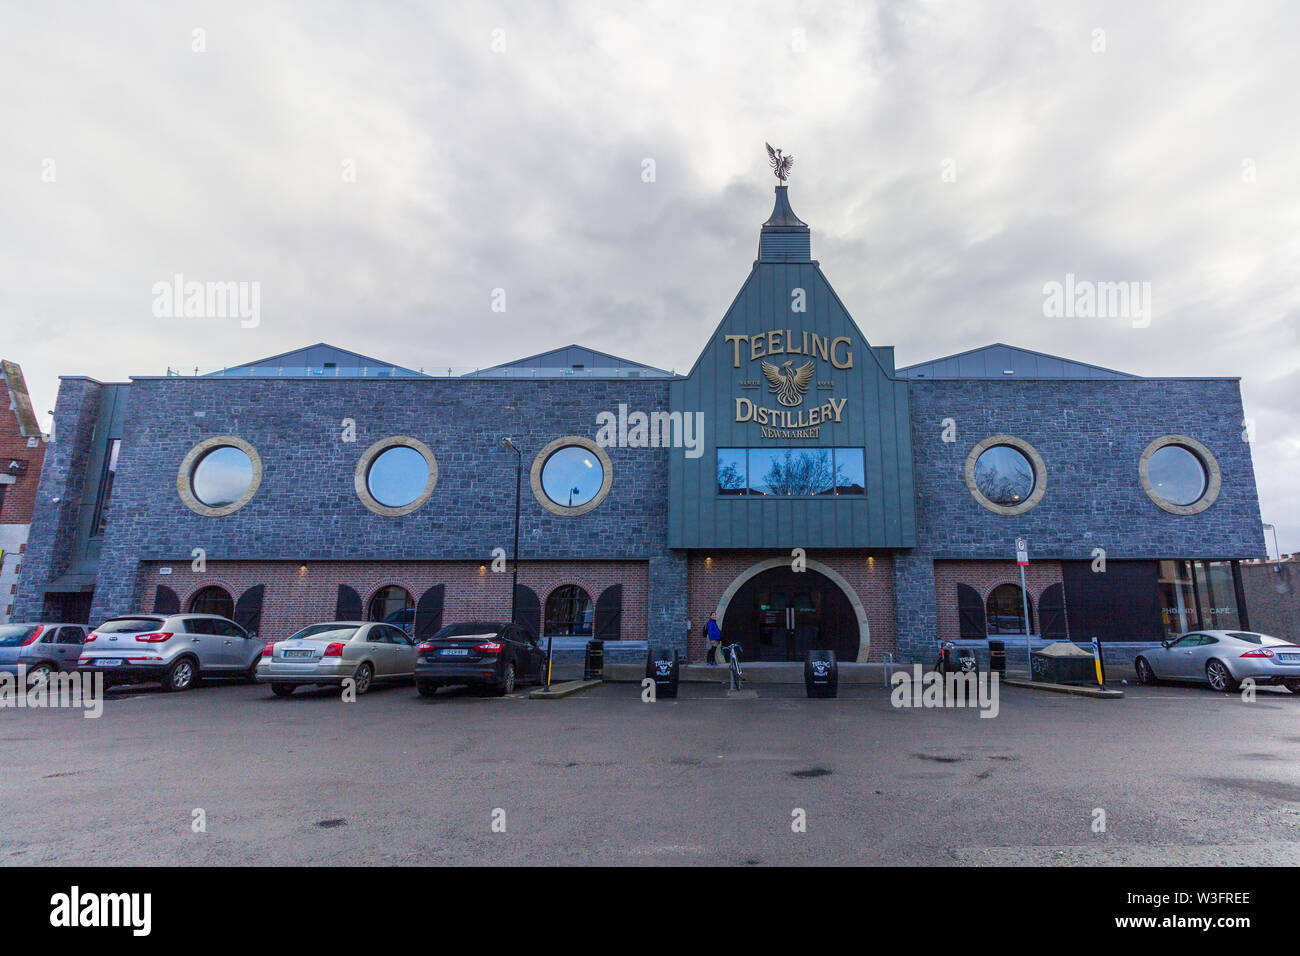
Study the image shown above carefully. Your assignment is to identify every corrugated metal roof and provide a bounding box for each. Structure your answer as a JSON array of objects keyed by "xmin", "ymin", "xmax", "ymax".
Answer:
[{"xmin": 898, "ymin": 343, "xmax": 1138, "ymax": 380}]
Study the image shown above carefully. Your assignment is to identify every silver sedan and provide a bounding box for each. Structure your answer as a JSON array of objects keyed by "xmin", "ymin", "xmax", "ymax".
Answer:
[
  {"xmin": 1135, "ymin": 630, "xmax": 1300, "ymax": 692},
  {"xmin": 256, "ymin": 621, "xmax": 417, "ymax": 697}
]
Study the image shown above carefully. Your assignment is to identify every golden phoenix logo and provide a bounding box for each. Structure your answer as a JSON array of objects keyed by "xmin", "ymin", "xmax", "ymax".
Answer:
[{"xmin": 761, "ymin": 359, "xmax": 815, "ymax": 407}]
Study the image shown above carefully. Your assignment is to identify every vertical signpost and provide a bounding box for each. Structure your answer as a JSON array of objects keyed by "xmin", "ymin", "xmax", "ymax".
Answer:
[{"xmin": 1016, "ymin": 537, "xmax": 1031, "ymax": 677}]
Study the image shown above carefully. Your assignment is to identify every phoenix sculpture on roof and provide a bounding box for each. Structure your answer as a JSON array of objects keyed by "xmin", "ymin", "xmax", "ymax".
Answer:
[{"xmin": 765, "ymin": 142, "xmax": 794, "ymax": 182}]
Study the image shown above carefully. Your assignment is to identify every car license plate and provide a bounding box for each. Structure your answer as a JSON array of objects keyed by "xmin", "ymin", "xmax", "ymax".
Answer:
[
  {"xmin": 1279, "ymin": 653, "xmax": 1300, "ymax": 663},
  {"xmin": 440, "ymin": 648, "xmax": 470, "ymax": 656},
  {"xmin": 96, "ymin": 659, "xmax": 121, "ymax": 666},
  {"xmin": 284, "ymin": 650, "xmax": 313, "ymax": 658}
]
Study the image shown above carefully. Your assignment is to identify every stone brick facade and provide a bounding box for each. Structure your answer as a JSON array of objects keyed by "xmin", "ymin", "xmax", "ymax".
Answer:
[
  {"xmin": 10, "ymin": 377, "xmax": 103, "ymax": 623},
  {"xmin": 907, "ymin": 378, "xmax": 1266, "ymax": 559}
]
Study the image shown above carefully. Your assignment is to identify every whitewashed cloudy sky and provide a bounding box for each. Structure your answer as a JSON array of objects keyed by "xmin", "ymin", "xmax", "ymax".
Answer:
[{"xmin": 2, "ymin": 1, "xmax": 1297, "ymax": 549}]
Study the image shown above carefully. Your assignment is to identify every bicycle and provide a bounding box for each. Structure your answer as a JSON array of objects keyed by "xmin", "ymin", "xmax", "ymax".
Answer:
[{"xmin": 720, "ymin": 643, "xmax": 744, "ymax": 690}]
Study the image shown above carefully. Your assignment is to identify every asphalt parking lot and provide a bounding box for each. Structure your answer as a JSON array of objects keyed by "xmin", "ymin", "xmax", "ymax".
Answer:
[{"xmin": 4, "ymin": 675, "xmax": 1300, "ymax": 866}]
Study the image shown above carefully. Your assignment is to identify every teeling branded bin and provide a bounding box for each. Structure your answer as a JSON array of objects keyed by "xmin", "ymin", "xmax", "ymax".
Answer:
[
  {"xmin": 988, "ymin": 640, "xmax": 1006, "ymax": 676},
  {"xmin": 584, "ymin": 640, "xmax": 604, "ymax": 680},
  {"xmin": 805, "ymin": 649, "xmax": 838, "ymax": 698},
  {"xmin": 646, "ymin": 646, "xmax": 679, "ymax": 698}
]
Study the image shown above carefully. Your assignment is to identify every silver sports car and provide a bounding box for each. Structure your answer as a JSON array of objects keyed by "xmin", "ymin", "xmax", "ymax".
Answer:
[
  {"xmin": 1135, "ymin": 630, "xmax": 1300, "ymax": 692},
  {"xmin": 256, "ymin": 621, "xmax": 417, "ymax": 697}
]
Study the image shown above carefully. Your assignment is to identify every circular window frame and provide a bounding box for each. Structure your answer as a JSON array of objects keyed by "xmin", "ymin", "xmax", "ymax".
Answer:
[
  {"xmin": 530, "ymin": 436, "xmax": 613, "ymax": 517},
  {"xmin": 1139, "ymin": 435, "xmax": 1220, "ymax": 515},
  {"xmin": 965, "ymin": 434, "xmax": 1047, "ymax": 516},
  {"xmin": 355, "ymin": 436, "xmax": 439, "ymax": 517},
  {"xmin": 178, "ymin": 436, "xmax": 262, "ymax": 517}
]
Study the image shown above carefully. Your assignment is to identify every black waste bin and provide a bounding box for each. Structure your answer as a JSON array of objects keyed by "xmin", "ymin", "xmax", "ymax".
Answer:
[
  {"xmin": 646, "ymin": 646, "xmax": 679, "ymax": 698},
  {"xmin": 805, "ymin": 649, "xmax": 838, "ymax": 698},
  {"xmin": 988, "ymin": 640, "xmax": 1006, "ymax": 676},
  {"xmin": 584, "ymin": 640, "xmax": 604, "ymax": 680}
]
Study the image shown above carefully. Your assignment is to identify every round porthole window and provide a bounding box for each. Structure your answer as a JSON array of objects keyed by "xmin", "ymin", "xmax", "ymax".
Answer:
[
  {"xmin": 530, "ymin": 437, "xmax": 613, "ymax": 517},
  {"xmin": 965, "ymin": 435, "xmax": 1046, "ymax": 516},
  {"xmin": 355, "ymin": 437, "xmax": 439, "ymax": 516},
  {"xmin": 178, "ymin": 437, "xmax": 262, "ymax": 517},
  {"xmin": 1140, "ymin": 435, "xmax": 1220, "ymax": 515}
]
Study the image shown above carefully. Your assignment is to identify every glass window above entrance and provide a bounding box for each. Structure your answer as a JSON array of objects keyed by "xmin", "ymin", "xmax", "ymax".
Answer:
[{"xmin": 716, "ymin": 448, "xmax": 865, "ymax": 497}]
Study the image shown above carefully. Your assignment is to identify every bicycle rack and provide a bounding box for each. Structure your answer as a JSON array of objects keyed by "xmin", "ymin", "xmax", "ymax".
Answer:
[{"xmin": 882, "ymin": 652, "xmax": 895, "ymax": 685}]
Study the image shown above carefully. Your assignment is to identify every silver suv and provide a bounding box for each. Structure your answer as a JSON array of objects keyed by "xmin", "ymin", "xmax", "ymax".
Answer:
[{"xmin": 77, "ymin": 614, "xmax": 262, "ymax": 692}]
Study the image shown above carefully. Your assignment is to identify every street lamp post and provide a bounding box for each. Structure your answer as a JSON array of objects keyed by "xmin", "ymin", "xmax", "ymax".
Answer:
[
  {"xmin": 501, "ymin": 439, "xmax": 522, "ymax": 629},
  {"xmin": 1263, "ymin": 522, "xmax": 1280, "ymax": 562}
]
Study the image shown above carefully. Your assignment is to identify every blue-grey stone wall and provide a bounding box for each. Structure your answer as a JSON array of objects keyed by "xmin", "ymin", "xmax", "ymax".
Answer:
[
  {"xmin": 84, "ymin": 377, "xmax": 681, "ymax": 623},
  {"xmin": 906, "ymin": 378, "xmax": 1266, "ymax": 559},
  {"xmin": 11, "ymin": 377, "xmax": 104, "ymax": 622}
]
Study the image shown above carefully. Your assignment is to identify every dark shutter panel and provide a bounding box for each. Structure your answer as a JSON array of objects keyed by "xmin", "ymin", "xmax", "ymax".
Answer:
[
  {"xmin": 234, "ymin": 585, "xmax": 265, "ymax": 637},
  {"xmin": 153, "ymin": 584, "xmax": 180, "ymax": 616},
  {"xmin": 594, "ymin": 584, "xmax": 623, "ymax": 640},
  {"xmin": 957, "ymin": 583, "xmax": 986, "ymax": 639},
  {"xmin": 336, "ymin": 584, "xmax": 363, "ymax": 621},
  {"xmin": 514, "ymin": 584, "xmax": 541, "ymax": 642},
  {"xmin": 1039, "ymin": 583, "xmax": 1068, "ymax": 641},
  {"xmin": 414, "ymin": 585, "xmax": 445, "ymax": 642}
]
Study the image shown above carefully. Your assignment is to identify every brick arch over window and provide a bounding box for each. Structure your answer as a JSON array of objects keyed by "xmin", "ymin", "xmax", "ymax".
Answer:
[
  {"xmin": 984, "ymin": 581, "xmax": 1035, "ymax": 635},
  {"xmin": 544, "ymin": 584, "xmax": 595, "ymax": 637},
  {"xmin": 185, "ymin": 581, "xmax": 237, "ymax": 618},
  {"xmin": 365, "ymin": 583, "xmax": 416, "ymax": 633}
]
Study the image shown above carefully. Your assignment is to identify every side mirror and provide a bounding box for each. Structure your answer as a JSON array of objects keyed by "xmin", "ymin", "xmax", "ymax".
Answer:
[{"xmin": 1160, "ymin": 639, "xmax": 1171, "ymax": 648}]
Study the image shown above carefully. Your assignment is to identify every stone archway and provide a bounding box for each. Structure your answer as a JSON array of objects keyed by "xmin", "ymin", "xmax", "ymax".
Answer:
[{"xmin": 714, "ymin": 557, "xmax": 870, "ymax": 662}]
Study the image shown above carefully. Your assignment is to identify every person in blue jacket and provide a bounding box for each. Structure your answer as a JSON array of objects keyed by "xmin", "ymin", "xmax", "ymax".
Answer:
[{"xmin": 705, "ymin": 612, "xmax": 723, "ymax": 665}]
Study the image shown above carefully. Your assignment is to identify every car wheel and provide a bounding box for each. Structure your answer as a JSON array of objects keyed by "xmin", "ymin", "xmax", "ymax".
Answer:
[
  {"xmin": 1286, "ymin": 681, "xmax": 1300, "ymax": 695},
  {"xmin": 163, "ymin": 657, "xmax": 197, "ymax": 692},
  {"xmin": 244, "ymin": 660, "xmax": 261, "ymax": 683},
  {"xmin": 1135, "ymin": 657, "xmax": 1156, "ymax": 685},
  {"xmin": 271, "ymin": 682, "xmax": 295, "ymax": 698},
  {"xmin": 352, "ymin": 662, "xmax": 374, "ymax": 695},
  {"xmin": 496, "ymin": 663, "xmax": 516, "ymax": 696},
  {"xmin": 1206, "ymin": 659, "xmax": 1239, "ymax": 693},
  {"xmin": 416, "ymin": 680, "xmax": 437, "ymax": 698},
  {"xmin": 536, "ymin": 660, "xmax": 547, "ymax": 686},
  {"xmin": 25, "ymin": 662, "xmax": 54, "ymax": 688}
]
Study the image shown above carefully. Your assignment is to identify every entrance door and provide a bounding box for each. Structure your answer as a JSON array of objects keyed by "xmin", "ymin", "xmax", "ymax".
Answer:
[
  {"xmin": 722, "ymin": 566, "xmax": 857, "ymax": 663},
  {"xmin": 756, "ymin": 587, "xmax": 822, "ymax": 661}
]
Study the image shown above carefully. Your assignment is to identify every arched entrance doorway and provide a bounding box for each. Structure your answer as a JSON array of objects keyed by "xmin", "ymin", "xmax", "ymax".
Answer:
[{"xmin": 719, "ymin": 564, "xmax": 862, "ymax": 662}]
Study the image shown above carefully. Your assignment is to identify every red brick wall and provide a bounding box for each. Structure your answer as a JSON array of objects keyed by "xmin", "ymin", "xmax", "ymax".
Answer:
[
  {"xmin": 135, "ymin": 560, "xmax": 648, "ymax": 641},
  {"xmin": 685, "ymin": 550, "xmax": 895, "ymax": 662},
  {"xmin": 933, "ymin": 559, "xmax": 1066, "ymax": 642},
  {"xmin": 0, "ymin": 401, "xmax": 46, "ymax": 525}
]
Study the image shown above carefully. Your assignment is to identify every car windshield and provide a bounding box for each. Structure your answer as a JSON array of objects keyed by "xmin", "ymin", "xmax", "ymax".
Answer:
[
  {"xmin": 95, "ymin": 618, "xmax": 165, "ymax": 634},
  {"xmin": 0, "ymin": 625, "xmax": 39, "ymax": 647},
  {"xmin": 432, "ymin": 623, "xmax": 504, "ymax": 640},
  {"xmin": 286, "ymin": 625, "xmax": 358, "ymax": 642}
]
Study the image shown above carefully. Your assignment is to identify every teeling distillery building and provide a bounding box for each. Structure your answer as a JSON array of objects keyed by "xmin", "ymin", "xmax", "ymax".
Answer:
[{"xmin": 15, "ymin": 181, "xmax": 1269, "ymax": 666}]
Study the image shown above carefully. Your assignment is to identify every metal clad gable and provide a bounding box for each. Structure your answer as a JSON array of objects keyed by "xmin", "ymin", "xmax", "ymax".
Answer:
[{"xmin": 668, "ymin": 260, "xmax": 916, "ymax": 550}]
